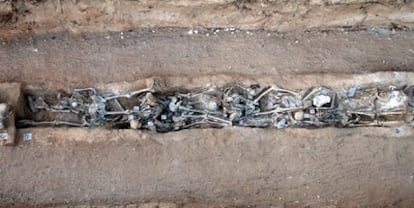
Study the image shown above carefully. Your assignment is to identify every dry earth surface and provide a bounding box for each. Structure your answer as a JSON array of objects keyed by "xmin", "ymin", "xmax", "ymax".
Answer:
[
  {"xmin": 2, "ymin": 127, "xmax": 414, "ymax": 208},
  {"xmin": 0, "ymin": 28, "xmax": 413, "ymax": 208},
  {"xmin": 1, "ymin": 29, "xmax": 414, "ymax": 89},
  {"xmin": 1, "ymin": 0, "xmax": 414, "ymax": 208},
  {"xmin": 0, "ymin": 0, "xmax": 414, "ymax": 37}
]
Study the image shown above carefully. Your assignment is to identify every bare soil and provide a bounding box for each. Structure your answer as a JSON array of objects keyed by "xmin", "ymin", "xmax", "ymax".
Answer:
[
  {"xmin": 1, "ymin": 29, "xmax": 414, "ymax": 89},
  {"xmin": 0, "ymin": 0, "xmax": 414, "ymax": 38},
  {"xmin": 1, "ymin": 1, "xmax": 414, "ymax": 207},
  {"xmin": 0, "ymin": 29, "xmax": 413, "ymax": 207},
  {"xmin": 1, "ymin": 127, "xmax": 413, "ymax": 208}
]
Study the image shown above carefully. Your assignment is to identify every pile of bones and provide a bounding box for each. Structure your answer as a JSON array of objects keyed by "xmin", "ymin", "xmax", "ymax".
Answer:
[{"xmin": 18, "ymin": 83, "xmax": 414, "ymax": 132}]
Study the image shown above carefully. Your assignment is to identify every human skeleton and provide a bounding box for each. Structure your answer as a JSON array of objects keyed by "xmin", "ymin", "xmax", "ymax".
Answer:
[{"xmin": 18, "ymin": 84, "xmax": 414, "ymax": 131}]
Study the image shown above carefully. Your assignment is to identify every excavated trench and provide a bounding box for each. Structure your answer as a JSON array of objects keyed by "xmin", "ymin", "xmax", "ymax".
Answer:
[
  {"xmin": 11, "ymin": 77, "xmax": 414, "ymax": 131},
  {"xmin": 1, "ymin": 0, "xmax": 414, "ymax": 207}
]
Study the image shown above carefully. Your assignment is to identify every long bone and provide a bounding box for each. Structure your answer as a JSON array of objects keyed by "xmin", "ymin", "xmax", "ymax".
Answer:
[
  {"xmin": 178, "ymin": 106, "xmax": 223, "ymax": 116},
  {"xmin": 253, "ymin": 85, "xmax": 299, "ymax": 104},
  {"xmin": 182, "ymin": 121, "xmax": 206, "ymax": 129},
  {"xmin": 179, "ymin": 117, "xmax": 230, "ymax": 129},
  {"xmin": 73, "ymin": 88, "xmax": 97, "ymax": 93},
  {"xmin": 348, "ymin": 120, "xmax": 403, "ymax": 127},
  {"xmin": 108, "ymin": 99, "xmax": 125, "ymax": 112},
  {"xmin": 176, "ymin": 86, "xmax": 218, "ymax": 98},
  {"xmin": 181, "ymin": 114, "xmax": 232, "ymax": 126},
  {"xmin": 254, "ymin": 106, "xmax": 304, "ymax": 116},
  {"xmin": 104, "ymin": 110, "xmax": 131, "ymax": 115},
  {"xmin": 104, "ymin": 88, "xmax": 153, "ymax": 101},
  {"xmin": 17, "ymin": 120, "xmax": 86, "ymax": 127},
  {"xmin": 233, "ymin": 83, "xmax": 259, "ymax": 96},
  {"xmin": 48, "ymin": 109, "xmax": 72, "ymax": 113},
  {"xmin": 236, "ymin": 116, "xmax": 273, "ymax": 127},
  {"xmin": 347, "ymin": 111, "xmax": 375, "ymax": 117},
  {"xmin": 301, "ymin": 87, "xmax": 324, "ymax": 102},
  {"xmin": 182, "ymin": 120, "xmax": 231, "ymax": 129}
]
